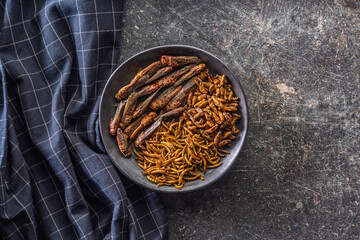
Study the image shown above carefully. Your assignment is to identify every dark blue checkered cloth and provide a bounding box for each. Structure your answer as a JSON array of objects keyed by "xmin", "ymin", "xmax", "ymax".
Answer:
[{"xmin": 0, "ymin": 0, "xmax": 168, "ymax": 239}]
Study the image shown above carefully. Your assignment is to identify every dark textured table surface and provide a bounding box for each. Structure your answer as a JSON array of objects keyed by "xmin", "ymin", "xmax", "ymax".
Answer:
[{"xmin": 119, "ymin": 0, "xmax": 360, "ymax": 239}]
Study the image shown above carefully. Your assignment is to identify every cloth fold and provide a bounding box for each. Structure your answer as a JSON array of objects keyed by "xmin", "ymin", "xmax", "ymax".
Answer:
[{"xmin": 0, "ymin": 0, "xmax": 167, "ymax": 239}]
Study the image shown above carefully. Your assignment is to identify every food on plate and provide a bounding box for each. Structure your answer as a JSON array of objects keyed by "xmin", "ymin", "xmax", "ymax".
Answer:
[
  {"xmin": 156, "ymin": 64, "xmax": 195, "ymax": 88},
  {"xmin": 133, "ymin": 118, "xmax": 230, "ymax": 189},
  {"xmin": 174, "ymin": 63, "xmax": 206, "ymax": 86},
  {"xmin": 149, "ymin": 85, "xmax": 182, "ymax": 111},
  {"xmin": 135, "ymin": 107, "xmax": 185, "ymax": 147},
  {"xmin": 164, "ymin": 72, "xmax": 207, "ymax": 112},
  {"xmin": 124, "ymin": 113, "xmax": 145, "ymax": 137},
  {"xmin": 134, "ymin": 73, "xmax": 240, "ymax": 189},
  {"xmin": 109, "ymin": 100, "xmax": 125, "ymax": 136},
  {"xmin": 109, "ymin": 54, "xmax": 240, "ymax": 189},
  {"xmin": 120, "ymin": 92, "xmax": 138, "ymax": 129},
  {"xmin": 116, "ymin": 128, "xmax": 131, "ymax": 158},
  {"xmin": 161, "ymin": 55, "xmax": 201, "ymax": 67},
  {"xmin": 183, "ymin": 73, "xmax": 240, "ymax": 147},
  {"xmin": 132, "ymin": 89, "xmax": 160, "ymax": 119},
  {"xmin": 136, "ymin": 83, "xmax": 159, "ymax": 98},
  {"xmin": 115, "ymin": 61, "xmax": 164, "ymax": 100},
  {"xmin": 130, "ymin": 112, "xmax": 158, "ymax": 140},
  {"xmin": 145, "ymin": 66, "xmax": 173, "ymax": 85}
]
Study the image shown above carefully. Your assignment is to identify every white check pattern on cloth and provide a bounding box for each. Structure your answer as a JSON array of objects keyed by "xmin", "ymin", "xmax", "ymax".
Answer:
[{"xmin": 0, "ymin": 0, "xmax": 168, "ymax": 239}]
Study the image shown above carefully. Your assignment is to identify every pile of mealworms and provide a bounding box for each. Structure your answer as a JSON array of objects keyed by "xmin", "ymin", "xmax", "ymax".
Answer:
[
  {"xmin": 109, "ymin": 55, "xmax": 240, "ymax": 189},
  {"xmin": 133, "ymin": 73, "xmax": 241, "ymax": 189}
]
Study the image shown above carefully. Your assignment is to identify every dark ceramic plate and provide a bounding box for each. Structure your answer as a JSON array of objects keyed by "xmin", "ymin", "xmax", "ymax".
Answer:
[{"xmin": 99, "ymin": 45, "xmax": 248, "ymax": 193}]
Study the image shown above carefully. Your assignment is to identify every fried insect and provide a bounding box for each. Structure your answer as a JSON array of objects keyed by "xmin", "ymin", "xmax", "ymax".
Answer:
[
  {"xmin": 120, "ymin": 84, "xmax": 160, "ymax": 128},
  {"xmin": 133, "ymin": 89, "xmax": 160, "ymax": 119},
  {"xmin": 164, "ymin": 82, "xmax": 196, "ymax": 112},
  {"xmin": 165, "ymin": 72, "xmax": 207, "ymax": 111},
  {"xmin": 161, "ymin": 55, "xmax": 201, "ymax": 67},
  {"xmin": 117, "ymin": 128, "xmax": 132, "ymax": 158},
  {"xmin": 109, "ymin": 100, "xmax": 125, "ymax": 135},
  {"xmin": 135, "ymin": 107, "xmax": 184, "ymax": 147},
  {"xmin": 145, "ymin": 66, "xmax": 173, "ymax": 85},
  {"xmin": 120, "ymin": 92, "xmax": 138, "ymax": 129},
  {"xmin": 149, "ymin": 85, "xmax": 182, "ymax": 111},
  {"xmin": 115, "ymin": 61, "xmax": 164, "ymax": 100},
  {"xmin": 130, "ymin": 112, "xmax": 157, "ymax": 140},
  {"xmin": 156, "ymin": 64, "xmax": 195, "ymax": 88},
  {"xmin": 136, "ymin": 83, "xmax": 159, "ymax": 98},
  {"xmin": 124, "ymin": 114, "xmax": 145, "ymax": 137},
  {"xmin": 174, "ymin": 63, "xmax": 206, "ymax": 86}
]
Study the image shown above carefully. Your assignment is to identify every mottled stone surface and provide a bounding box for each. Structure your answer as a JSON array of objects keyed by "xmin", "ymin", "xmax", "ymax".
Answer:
[{"xmin": 119, "ymin": 0, "xmax": 360, "ymax": 239}]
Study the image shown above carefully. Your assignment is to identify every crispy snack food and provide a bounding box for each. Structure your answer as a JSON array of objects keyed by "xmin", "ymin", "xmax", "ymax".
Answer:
[
  {"xmin": 134, "ymin": 118, "xmax": 230, "ymax": 189},
  {"xmin": 134, "ymin": 73, "xmax": 240, "ymax": 189},
  {"xmin": 109, "ymin": 100, "xmax": 125, "ymax": 136},
  {"xmin": 149, "ymin": 85, "xmax": 182, "ymax": 111},
  {"xmin": 183, "ymin": 73, "xmax": 241, "ymax": 147},
  {"xmin": 161, "ymin": 55, "xmax": 201, "ymax": 67},
  {"xmin": 115, "ymin": 61, "xmax": 164, "ymax": 100},
  {"xmin": 164, "ymin": 72, "xmax": 207, "ymax": 111},
  {"xmin": 117, "ymin": 128, "xmax": 132, "ymax": 158},
  {"xmin": 109, "ymin": 54, "xmax": 241, "ymax": 189}
]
